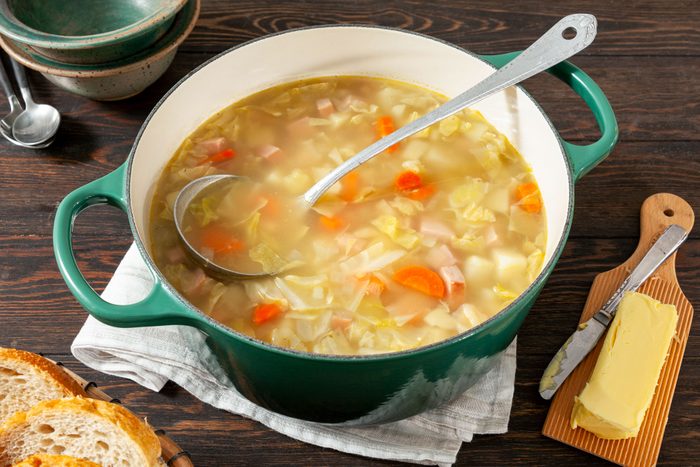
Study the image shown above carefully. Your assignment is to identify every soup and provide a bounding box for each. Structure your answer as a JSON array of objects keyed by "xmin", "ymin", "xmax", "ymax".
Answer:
[{"xmin": 149, "ymin": 77, "xmax": 546, "ymax": 355}]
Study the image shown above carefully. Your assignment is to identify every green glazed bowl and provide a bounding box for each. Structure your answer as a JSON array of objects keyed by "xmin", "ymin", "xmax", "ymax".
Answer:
[
  {"xmin": 0, "ymin": 0, "xmax": 187, "ymax": 64},
  {"xmin": 0, "ymin": 0, "xmax": 199, "ymax": 101},
  {"xmin": 53, "ymin": 26, "xmax": 618, "ymax": 424}
]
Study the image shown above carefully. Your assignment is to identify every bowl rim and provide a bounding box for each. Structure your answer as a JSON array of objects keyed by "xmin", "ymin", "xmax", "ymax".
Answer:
[
  {"xmin": 0, "ymin": 0, "xmax": 188, "ymax": 48},
  {"xmin": 126, "ymin": 24, "xmax": 577, "ymax": 362},
  {"xmin": 0, "ymin": 0, "xmax": 199, "ymax": 78}
]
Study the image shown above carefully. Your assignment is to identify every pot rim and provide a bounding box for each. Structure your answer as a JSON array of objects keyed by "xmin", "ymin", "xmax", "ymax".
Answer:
[{"xmin": 126, "ymin": 24, "xmax": 575, "ymax": 362}]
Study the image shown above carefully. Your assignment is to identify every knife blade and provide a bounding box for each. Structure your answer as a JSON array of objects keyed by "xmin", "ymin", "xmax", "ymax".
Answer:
[{"xmin": 539, "ymin": 224, "xmax": 689, "ymax": 400}]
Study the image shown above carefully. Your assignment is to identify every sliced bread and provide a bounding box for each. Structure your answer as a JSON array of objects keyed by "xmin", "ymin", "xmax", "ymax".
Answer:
[
  {"xmin": 0, "ymin": 397, "xmax": 161, "ymax": 467},
  {"xmin": 12, "ymin": 454, "xmax": 100, "ymax": 467},
  {"xmin": 0, "ymin": 348, "xmax": 86, "ymax": 424}
]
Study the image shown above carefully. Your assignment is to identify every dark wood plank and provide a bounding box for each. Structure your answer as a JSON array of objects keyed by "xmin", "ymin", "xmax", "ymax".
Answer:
[{"xmin": 183, "ymin": 1, "xmax": 700, "ymax": 57}]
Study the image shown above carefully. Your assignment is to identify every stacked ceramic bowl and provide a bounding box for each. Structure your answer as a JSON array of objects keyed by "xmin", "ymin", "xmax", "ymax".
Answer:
[{"xmin": 0, "ymin": 0, "xmax": 200, "ymax": 100}]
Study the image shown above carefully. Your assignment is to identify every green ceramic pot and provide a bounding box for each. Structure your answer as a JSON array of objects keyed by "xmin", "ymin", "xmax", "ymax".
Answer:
[
  {"xmin": 53, "ymin": 26, "xmax": 617, "ymax": 424},
  {"xmin": 0, "ymin": 0, "xmax": 187, "ymax": 64}
]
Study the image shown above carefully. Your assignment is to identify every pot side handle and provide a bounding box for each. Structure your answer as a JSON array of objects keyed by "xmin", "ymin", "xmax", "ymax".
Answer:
[
  {"xmin": 479, "ymin": 52, "xmax": 618, "ymax": 181},
  {"xmin": 53, "ymin": 163, "xmax": 198, "ymax": 328}
]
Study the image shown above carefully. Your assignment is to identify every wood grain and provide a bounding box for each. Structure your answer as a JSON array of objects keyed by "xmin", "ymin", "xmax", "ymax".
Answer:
[
  {"xmin": 543, "ymin": 194, "xmax": 695, "ymax": 466},
  {"xmin": 0, "ymin": 1, "xmax": 698, "ymax": 465},
  {"xmin": 182, "ymin": 1, "xmax": 700, "ymax": 57}
]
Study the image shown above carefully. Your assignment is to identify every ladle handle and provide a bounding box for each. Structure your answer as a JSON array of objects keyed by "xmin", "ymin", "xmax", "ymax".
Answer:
[
  {"xmin": 302, "ymin": 13, "xmax": 597, "ymax": 206},
  {"xmin": 0, "ymin": 54, "xmax": 21, "ymax": 114},
  {"xmin": 9, "ymin": 57, "xmax": 33, "ymax": 106}
]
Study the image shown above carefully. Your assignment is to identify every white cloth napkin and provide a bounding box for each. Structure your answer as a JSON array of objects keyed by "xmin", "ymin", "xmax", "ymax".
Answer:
[{"xmin": 72, "ymin": 244, "xmax": 516, "ymax": 466}]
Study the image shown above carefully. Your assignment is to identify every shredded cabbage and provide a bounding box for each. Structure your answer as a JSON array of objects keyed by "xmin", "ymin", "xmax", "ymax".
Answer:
[
  {"xmin": 243, "ymin": 279, "xmax": 286, "ymax": 304},
  {"xmin": 250, "ymin": 244, "xmax": 288, "ymax": 273},
  {"xmin": 439, "ymin": 116, "xmax": 461, "ymax": 137},
  {"xmin": 339, "ymin": 242, "xmax": 406, "ymax": 275},
  {"xmin": 451, "ymin": 232, "xmax": 486, "ymax": 253},
  {"xmin": 371, "ymin": 215, "xmax": 420, "ymax": 249},
  {"xmin": 424, "ymin": 303, "xmax": 457, "ymax": 330},
  {"xmin": 388, "ymin": 196, "xmax": 424, "ymax": 216},
  {"xmin": 270, "ymin": 327, "xmax": 306, "ymax": 351},
  {"xmin": 457, "ymin": 303, "xmax": 488, "ymax": 328},
  {"xmin": 275, "ymin": 276, "xmax": 333, "ymax": 310},
  {"xmin": 448, "ymin": 178, "xmax": 489, "ymax": 208},
  {"xmin": 527, "ymin": 249, "xmax": 545, "ymax": 281},
  {"xmin": 458, "ymin": 203, "xmax": 496, "ymax": 225},
  {"xmin": 493, "ymin": 284, "xmax": 518, "ymax": 303}
]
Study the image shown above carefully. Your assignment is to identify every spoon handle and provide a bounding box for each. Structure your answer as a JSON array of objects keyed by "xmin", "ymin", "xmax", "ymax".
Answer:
[
  {"xmin": 0, "ymin": 55, "xmax": 22, "ymax": 114},
  {"xmin": 302, "ymin": 13, "xmax": 597, "ymax": 206},
  {"xmin": 9, "ymin": 57, "xmax": 33, "ymax": 106}
]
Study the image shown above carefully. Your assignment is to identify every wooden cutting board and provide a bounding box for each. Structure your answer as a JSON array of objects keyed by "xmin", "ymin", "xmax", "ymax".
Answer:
[{"xmin": 542, "ymin": 193, "xmax": 695, "ymax": 466}]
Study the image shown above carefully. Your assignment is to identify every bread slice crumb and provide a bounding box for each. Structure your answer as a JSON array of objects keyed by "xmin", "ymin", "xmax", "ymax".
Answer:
[{"xmin": 0, "ymin": 397, "xmax": 161, "ymax": 467}]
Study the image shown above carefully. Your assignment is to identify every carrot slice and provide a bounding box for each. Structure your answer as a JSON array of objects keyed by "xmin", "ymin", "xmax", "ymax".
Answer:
[
  {"xmin": 340, "ymin": 171, "xmax": 359, "ymax": 202},
  {"xmin": 376, "ymin": 115, "xmax": 399, "ymax": 152},
  {"xmin": 515, "ymin": 182, "xmax": 542, "ymax": 213},
  {"xmin": 393, "ymin": 266, "xmax": 445, "ymax": 298},
  {"xmin": 200, "ymin": 148, "xmax": 235, "ymax": 165},
  {"xmin": 395, "ymin": 170, "xmax": 422, "ymax": 192},
  {"xmin": 516, "ymin": 182, "xmax": 538, "ymax": 199},
  {"xmin": 319, "ymin": 215, "xmax": 344, "ymax": 231},
  {"xmin": 259, "ymin": 195, "xmax": 280, "ymax": 217},
  {"xmin": 252, "ymin": 303, "xmax": 283, "ymax": 325},
  {"xmin": 407, "ymin": 184, "xmax": 435, "ymax": 201},
  {"xmin": 200, "ymin": 225, "xmax": 245, "ymax": 254}
]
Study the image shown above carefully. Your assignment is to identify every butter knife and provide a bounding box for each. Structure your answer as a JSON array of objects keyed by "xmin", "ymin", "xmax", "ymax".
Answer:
[{"xmin": 539, "ymin": 224, "xmax": 689, "ymax": 400}]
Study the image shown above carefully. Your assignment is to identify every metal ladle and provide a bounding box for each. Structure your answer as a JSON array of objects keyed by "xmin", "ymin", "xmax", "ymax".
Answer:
[
  {"xmin": 174, "ymin": 13, "xmax": 597, "ymax": 279},
  {"xmin": 0, "ymin": 56, "xmax": 54, "ymax": 148},
  {"xmin": 9, "ymin": 57, "xmax": 60, "ymax": 146}
]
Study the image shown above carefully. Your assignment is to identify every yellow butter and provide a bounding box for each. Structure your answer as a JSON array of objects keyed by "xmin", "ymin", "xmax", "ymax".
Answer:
[{"xmin": 571, "ymin": 291, "xmax": 678, "ymax": 439}]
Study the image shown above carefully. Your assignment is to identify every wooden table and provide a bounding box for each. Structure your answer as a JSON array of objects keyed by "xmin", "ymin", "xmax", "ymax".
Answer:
[{"xmin": 1, "ymin": 1, "xmax": 697, "ymax": 465}]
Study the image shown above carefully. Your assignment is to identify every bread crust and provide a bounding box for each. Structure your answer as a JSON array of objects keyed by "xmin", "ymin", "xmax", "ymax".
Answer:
[
  {"xmin": 0, "ymin": 348, "xmax": 87, "ymax": 398},
  {"xmin": 12, "ymin": 453, "xmax": 101, "ymax": 467},
  {"xmin": 2, "ymin": 397, "xmax": 161, "ymax": 467}
]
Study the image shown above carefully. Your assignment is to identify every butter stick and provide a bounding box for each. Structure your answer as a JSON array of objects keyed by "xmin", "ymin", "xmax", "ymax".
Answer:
[{"xmin": 571, "ymin": 291, "xmax": 678, "ymax": 439}]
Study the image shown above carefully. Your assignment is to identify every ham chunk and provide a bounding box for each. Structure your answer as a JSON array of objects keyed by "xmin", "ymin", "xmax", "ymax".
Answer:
[
  {"xmin": 425, "ymin": 244, "xmax": 457, "ymax": 269},
  {"xmin": 198, "ymin": 137, "xmax": 228, "ymax": 155},
  {"xmin": 332, "ymin": 314, "xmax": 352, "ymax": 330},
  {"xmin": 316, "ymin": 98, "xmax": 335, "ymax": 117},
  {"xmin": 439, "ymin": 265, "xmax": 466, "ymax": 309},
  {"xmin": 287, "ymin": 116, "xmax": 313, "ymax": 137},
  {"xmin": 256, "ymin": 144, "xmax": 282, "ymax": 160},
  {"xmin": 420, "ymin": 217, "xmax": 454, "ymax": 241},
  {"xmin": 182, "ymin": 267, "xmax": 207, "ymax": 295},
  {"xmin": 166, "ymin": 245, "xmax": 186, "ymax": 264},
  {"xmin": 336, "ymin": 94, "xmax": 365, "ymax": 111}
]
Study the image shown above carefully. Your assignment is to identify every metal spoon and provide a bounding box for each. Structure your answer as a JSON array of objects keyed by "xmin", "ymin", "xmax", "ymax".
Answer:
[
  {"xmin": 175, "ymin": 13, "xmax": 598, "ymax": 279},
  {"xmin": 10, "ymin": 57, "xmax": 60, "ymax": 145},
  {"xmin": 0, "ymin": 55, "xmax": 53, "ymax": 148}
]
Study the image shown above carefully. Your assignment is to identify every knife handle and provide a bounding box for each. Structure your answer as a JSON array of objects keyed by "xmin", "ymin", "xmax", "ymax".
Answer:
[{"xmin": 594, "ymin": 225, "xmax": 688, "ymax": 325}]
